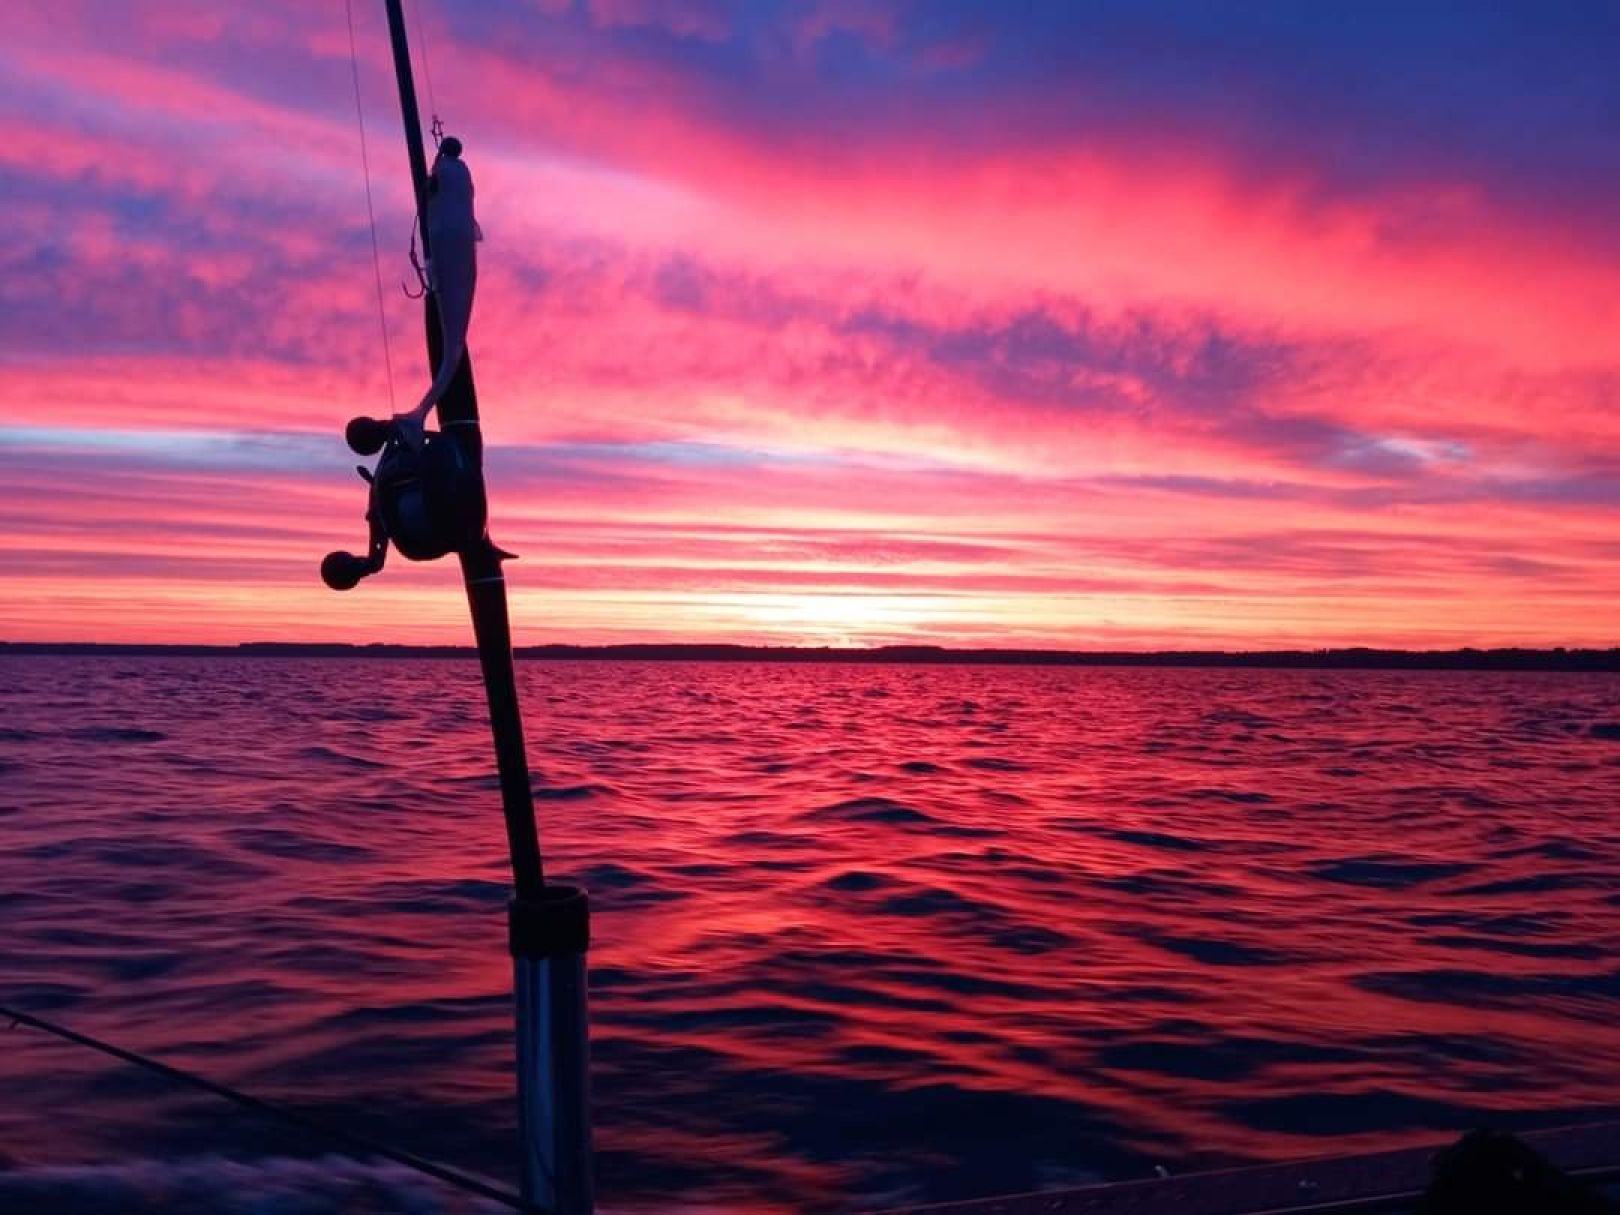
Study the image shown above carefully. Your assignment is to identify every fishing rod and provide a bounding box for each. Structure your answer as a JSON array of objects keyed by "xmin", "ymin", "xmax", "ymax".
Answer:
[{"xmin": 320, "ymin": 3, "xmax": 592, "ymax": 1211}]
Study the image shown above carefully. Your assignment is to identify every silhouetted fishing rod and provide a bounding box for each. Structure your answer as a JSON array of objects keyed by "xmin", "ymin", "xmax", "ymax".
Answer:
[
  {"xmin": 319, "ymin": 3, "xmax": 593, "ymax": 1211},
  {"xmin": 0, "ymin": 1003, "xmax": 539, "ymax": 1212}
]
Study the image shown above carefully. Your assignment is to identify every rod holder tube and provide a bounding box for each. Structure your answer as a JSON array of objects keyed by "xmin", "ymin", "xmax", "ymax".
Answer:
[{"xmin": 511, "ymin": 888, "xmax": 593, "ymax": 1215}]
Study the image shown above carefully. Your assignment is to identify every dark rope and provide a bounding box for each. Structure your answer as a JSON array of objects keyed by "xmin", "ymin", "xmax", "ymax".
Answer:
[
  {"xmin": 1, "ymin": 1003, "xmax": 543, "ymax": 1214},
  {"xmin": 1243, "ymin": 1164, "xmax": 1620, "ymax": 1214},
  {"xmin": 1194, "ymin": 1157, "xmax": 1620, "ymax": 1215}
]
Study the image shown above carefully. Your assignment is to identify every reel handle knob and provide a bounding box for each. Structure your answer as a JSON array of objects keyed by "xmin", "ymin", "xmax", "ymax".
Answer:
[
  {"xmin": 345, "ymin": 416, "xmax": 391, "ymax": 456},
  {"xmin": 321, "ymin": 550, "xmax": 377, "ymax": 591}
]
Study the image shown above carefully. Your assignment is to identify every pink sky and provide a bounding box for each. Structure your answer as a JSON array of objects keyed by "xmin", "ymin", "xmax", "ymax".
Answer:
[{"xmin": 3, "ymin": 0, "xmax": 1617, "ymax": 648}]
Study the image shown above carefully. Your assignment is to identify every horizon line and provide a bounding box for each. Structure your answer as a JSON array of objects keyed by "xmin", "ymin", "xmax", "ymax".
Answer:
[{"xmin": 5, "ymin": 640, "xmax": 1619, "ymax": 671}]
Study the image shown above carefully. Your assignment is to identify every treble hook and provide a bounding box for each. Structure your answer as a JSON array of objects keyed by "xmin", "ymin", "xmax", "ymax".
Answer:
[{"xmin": 401, "ymin": 218, "xmax": 429, "ymax": 299}]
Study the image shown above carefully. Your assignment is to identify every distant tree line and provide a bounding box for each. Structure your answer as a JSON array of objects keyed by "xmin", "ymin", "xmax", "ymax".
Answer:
[{"xmin": 5, "ymin": 640, "xmax": 1619, "ymax": 671}]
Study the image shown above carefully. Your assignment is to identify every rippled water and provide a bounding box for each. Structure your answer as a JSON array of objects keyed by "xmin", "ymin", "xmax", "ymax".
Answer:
[{"xmin": 3, "ymin": 657, "xmax": 1620, "ymax": 1213}]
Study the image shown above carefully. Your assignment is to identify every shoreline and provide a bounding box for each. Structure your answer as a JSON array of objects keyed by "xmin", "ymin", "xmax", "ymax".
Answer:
[{"xmin": 5, "ymin": 640, "xmax": 1619, "ymax": 671}]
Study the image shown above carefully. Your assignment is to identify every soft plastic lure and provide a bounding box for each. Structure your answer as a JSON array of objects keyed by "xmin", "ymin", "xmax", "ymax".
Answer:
[{"xmin": 396, "ymin": 136, "xmax": 479, "ymax": 446}]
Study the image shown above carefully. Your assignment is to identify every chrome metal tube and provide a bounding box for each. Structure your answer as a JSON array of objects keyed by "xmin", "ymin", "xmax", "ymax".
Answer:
[{"xmin": 512, "ymin": 889, "xmax": 593, "ymax": 1214}]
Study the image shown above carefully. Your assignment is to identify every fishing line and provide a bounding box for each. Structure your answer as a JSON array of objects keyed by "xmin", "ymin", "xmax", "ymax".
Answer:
[
  {"xmin": 346, "ymin": 0, "xmax": 400, "ymax": 411},
  {"xmin": 1, "ymin": 1002, "xmax": 540, "ymax": 1213},
  {"xmin": 409, "ymin": 0, "xmax": 443, "ymax": 145}
]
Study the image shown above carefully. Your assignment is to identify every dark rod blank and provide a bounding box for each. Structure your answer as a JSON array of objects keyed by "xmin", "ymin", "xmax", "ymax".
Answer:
[{"xmin": 382, "ymin": 0, "xmax": 546, "ymax": 900}]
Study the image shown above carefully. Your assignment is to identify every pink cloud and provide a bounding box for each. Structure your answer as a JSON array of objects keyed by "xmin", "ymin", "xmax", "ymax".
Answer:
[{"xmin": 587, "ymin": 0, "xmax": 734, "ymax": 42}]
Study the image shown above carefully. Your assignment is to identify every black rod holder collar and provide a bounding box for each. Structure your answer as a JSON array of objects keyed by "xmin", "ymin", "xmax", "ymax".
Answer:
[{"xmin": 509, "ymin": 887, "xmax": 590, "ymax": 960}]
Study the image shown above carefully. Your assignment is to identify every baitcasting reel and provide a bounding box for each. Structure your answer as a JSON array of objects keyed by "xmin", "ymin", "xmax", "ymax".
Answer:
[{"xmin": 320, "ymin": 416, "xmax": 489, "ymax": 591}]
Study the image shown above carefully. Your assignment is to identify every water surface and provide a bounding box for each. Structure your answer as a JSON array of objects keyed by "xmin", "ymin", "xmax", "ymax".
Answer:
[{"xmin": 3, "ymin": 657, "xmax": 1620, "ymax": 1212}]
